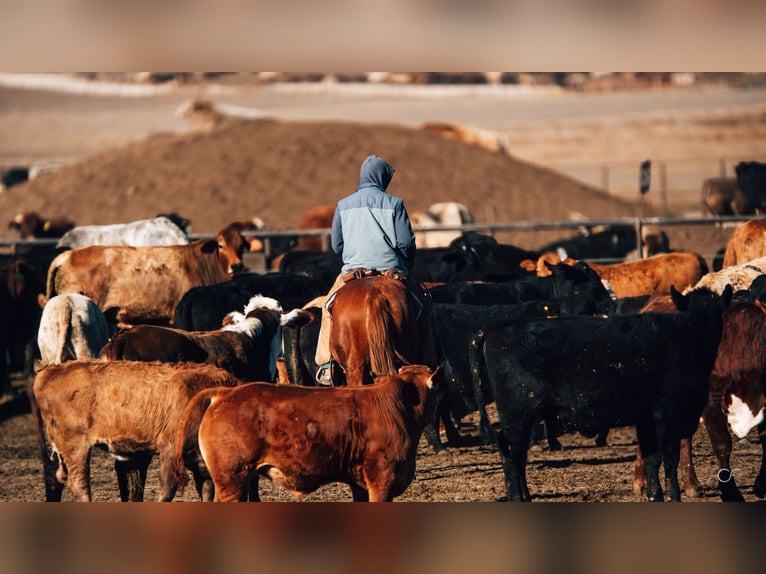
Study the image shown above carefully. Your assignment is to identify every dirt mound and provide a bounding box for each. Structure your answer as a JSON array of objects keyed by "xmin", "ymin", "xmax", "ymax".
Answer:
[{"xmin": 0, "ymin": 118, "xmax": 640, "ymax": 249}]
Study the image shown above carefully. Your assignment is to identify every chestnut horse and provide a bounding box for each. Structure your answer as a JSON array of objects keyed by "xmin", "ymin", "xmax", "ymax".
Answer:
[{"xmin": 328, "ymin": 275, "xmax": 423, "ymax": 386}]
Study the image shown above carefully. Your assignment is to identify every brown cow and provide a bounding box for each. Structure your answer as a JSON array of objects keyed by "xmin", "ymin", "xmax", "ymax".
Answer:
[
  {"xmin": 702, "ymin": 177, "xmax": 754, "ymax": 217},
  {"xmin": 8, "ymin": 211, "xmax": 75, "ymax": 239},
  {"xmin": 523, "ymin": 251, "xmax": 708, "ymax": 299},
  {"xmin": 722, "ymin": 219, "xmax": 766, "ymax": 268},
  {"xmin": 174, "ymin": 364, "xmax": 443, "ymax": 502},
  {"xmin": 587, "ymin": 252, "xmax": 709, "ymax": 299},
  {"xmin": 44, "ymin": 221, "xmax": 262, "ymax": 325},
  {"xmin": 100, "ymin": 295, "xmax": 314, "ymax": 382},
  {"xmin": 33, "ymin": 361, "xmax": 241, "ymax": 502}
]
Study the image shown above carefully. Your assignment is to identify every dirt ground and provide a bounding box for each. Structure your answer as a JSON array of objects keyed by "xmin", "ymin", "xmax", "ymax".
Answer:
[{"xmin": 1, "ymin": 76, "xmax": 765, "ymax": 502}]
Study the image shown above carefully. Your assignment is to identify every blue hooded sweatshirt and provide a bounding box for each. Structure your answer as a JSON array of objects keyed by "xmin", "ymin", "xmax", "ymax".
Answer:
[{"xmin": 331, "ymin": 154, "xmax": 415, "ymax": 274}]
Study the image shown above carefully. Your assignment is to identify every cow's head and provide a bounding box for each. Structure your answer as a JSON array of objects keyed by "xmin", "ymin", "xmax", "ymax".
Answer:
[
  {"xmin": 8, "ymin": 212, "xmax": 42, "ymax": 238},
  {"xmin": 214, "ymin": 219, "xmax": 265, "ymax": 276}
]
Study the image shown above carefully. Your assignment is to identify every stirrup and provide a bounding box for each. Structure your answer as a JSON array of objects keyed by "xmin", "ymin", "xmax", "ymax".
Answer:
[{"xmin": 315, "ymin": 362, "xmax": 334, "ymax": 386}]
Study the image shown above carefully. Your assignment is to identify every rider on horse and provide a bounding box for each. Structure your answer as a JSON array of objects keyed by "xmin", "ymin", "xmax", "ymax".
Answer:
[{"xmin": 314, "ymin": 154, "xmax": 438, "ymax": 385}]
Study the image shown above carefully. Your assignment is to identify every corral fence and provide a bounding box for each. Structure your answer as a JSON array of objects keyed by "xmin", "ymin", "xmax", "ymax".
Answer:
[
  {"xmin": 2, "ymin": 215, "xmax": 753, "ymax": 272},
  {"xmin": 550, "ymin": 155, "xmax": 766, "ymax": 216}
]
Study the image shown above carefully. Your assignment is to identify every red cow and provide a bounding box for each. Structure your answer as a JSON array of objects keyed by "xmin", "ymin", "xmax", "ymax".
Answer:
[{"xmin": 174, "ymin": 364, "xmax": 443, "ymax": 502}]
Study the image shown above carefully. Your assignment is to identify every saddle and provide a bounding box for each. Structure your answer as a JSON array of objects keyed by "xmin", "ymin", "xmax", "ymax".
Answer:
[{"xmin": 341, "ymin": 267, "xmax": 407, "ymax": 284}]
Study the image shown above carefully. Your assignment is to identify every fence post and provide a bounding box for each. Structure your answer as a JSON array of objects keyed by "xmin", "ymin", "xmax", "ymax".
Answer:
[
  {"xmin": 660, "ymin": 162, "xmax": 668, "ymax": 216},
  {"xmin": 720, "ymin": 157, "xmax": 727, "ymax": 177}
]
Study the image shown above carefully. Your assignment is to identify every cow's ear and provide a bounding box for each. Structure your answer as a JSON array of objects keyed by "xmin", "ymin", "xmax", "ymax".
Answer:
[{"xmin": 200, "ymin": 239, "xmax": 218, "ymax": 254}]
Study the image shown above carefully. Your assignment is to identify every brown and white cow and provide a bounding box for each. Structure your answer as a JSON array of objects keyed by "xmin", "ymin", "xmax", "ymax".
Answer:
[
  {"xmin": 100, "ymin": 295, "xmax": 313, "ymax": 382},
  {"xmin": 411, "ymin": 202, "xmax": 474, "ymax": 248},
  {"xmin": 722, "ymin": 219, "xmax": 766, "ymax": 268},
  {"xmin": 687, "ymin": 255, "xmax": 766, "ymax": 295},
  {"xmin": 33, "ymin": 361, "xmax": 241, "ymax": 502},
  {"xmin": 44, "ymin": 220, "xmax": 262, "ymax": 325},
  {"xmin": 174, "ymin": 364, "xmax": 443, "ymax": 502}
]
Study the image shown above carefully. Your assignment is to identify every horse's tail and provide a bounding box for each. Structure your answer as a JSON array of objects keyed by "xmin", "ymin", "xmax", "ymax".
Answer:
[{"xmin": 367, "ymin": 292, "xmax": 398, "ymax": 376}]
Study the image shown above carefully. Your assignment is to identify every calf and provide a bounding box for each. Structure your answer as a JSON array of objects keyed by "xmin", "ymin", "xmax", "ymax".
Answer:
[
  {"xmin": 33, "ymin": 361, "xmax": 241, "ymax": 502},
  {"xmin": 174, "ymin": 364, "xmax": 443, "ymax": 502},
  {"xmin": 470, "ymin": 285, "xmax": 731, "ymax": 502},
  {"xmin": 101, "ymin": 296, "xmax": 313, "ymax": 382},
  {"xmin": 8, "ymin": 211, "xmax": 75, "ymax": 239}
]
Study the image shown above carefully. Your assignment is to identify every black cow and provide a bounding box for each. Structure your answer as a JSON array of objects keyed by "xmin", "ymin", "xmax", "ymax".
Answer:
[
  {"xmin": 538, "ymin": 225, "xmax": 637, "ymax": 261},
  {"xmin": 1, "ymin": 258, "xmax": 45, "ymax": 396},
  {"xmin": 470, "ymin": 285, "xmax": 732, "ymax": 502},
  {"xmin": 277, "ymin": 250, "xmax": 343, "ymax": 293},
  {"xmin": 427, "ymin": 261, "xmax": 615, "ymax": 317},
  {"xmin": 413, "ymin": 232, "xmax": 540, "ymax": 283},
  {"xmin": 173, "ymin": 272, "xmax": 324, "ymax": 331},
  {"xmin": 735, "ymin": 161, "xmax": 766, "ymax": 213}
]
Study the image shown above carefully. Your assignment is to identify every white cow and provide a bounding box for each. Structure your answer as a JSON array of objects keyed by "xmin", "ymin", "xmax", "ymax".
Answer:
[
  {"xmin": 412, "ymin": 202, "xmax": 474, "ymax": 248},
  {"xmin": 685, "ymin": 255, "xmax": 766, "ymax": 295},
  {"xmin": 56, "ymin": 216, "xmax": 188, "ymax": 249},
  {"xmin": 37, "ymin": 293, "xmax": 114, "ymax": 368}
]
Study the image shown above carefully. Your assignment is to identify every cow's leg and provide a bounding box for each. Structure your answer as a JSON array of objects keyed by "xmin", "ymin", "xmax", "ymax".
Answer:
[
  {"xmin": 246, "ymin": 476, "xmax": 260, "ymax": 502},
  {"xmin": 753, "ymin": 420, "xmax": 766, "ymax": 498},
  {"xmin": 679, "ymin": 437, "xmax": 700, "ymax": 498},
  {"xmin": 496, "ymin": 423, "xmax": 532, "ymax": 502},
  {"xmin": 595, "ymin": 429, "xmax": 609, "ymax": 447},
  {"xmin": 63, "ymin": 447, "xmax": 93, "ymax": 502},
  {"xmin": 633, "ymin": 446, "xmax": 647, "ymax": 496},
  {"xmin": 157, "ymin": 450, "xmax": 180, "ymax": 502},
  {"xmin": 702, "ymin": 401, "xmax": 744, "ymax": 502},
  {"xmin": 636, "ymin": 420, "xmax": 663, "ymax": 502},
  {"xmin": 350, "ymin": 484, "xmax": 370, "ymax": 502},
  {"xmin": 658, "ymin": 433, "xmax": 682, "ymax": 502},
  {"xmin": 42, "ymin": 451, "xmax": 65, "ymax": 502},
  {"xmin": 192, "ymin": 472, "xmax": 215, "ymax": 502},
  {"xmin": 115, "ymin": 453, "xmax": 152, "ymax": 502}
]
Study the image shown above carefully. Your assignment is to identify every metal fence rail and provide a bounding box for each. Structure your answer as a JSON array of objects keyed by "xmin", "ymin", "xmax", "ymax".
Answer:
[{"xmin": 3, "ymin": 215, "xmax": 754, "ymax": 266}]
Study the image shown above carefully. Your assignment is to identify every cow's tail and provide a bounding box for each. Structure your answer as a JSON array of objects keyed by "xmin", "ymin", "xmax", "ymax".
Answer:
[
  {"xmin": 44, "ymin": 251, "xmax": 67, "ymax": 305},
  {"xmin": 368, "ymin": 294, "xmax": 398, "ymax": 376},
  {"xmin": 53, "ymin": 302, "xmax": 74, "ymax": 365},
  {"xmin": 468, "ymin": 329, "xmax": 493, "ymax": 444},
  {"xmin": 173, "ymin": 388, "xmax": 221, "ymax": 495}
]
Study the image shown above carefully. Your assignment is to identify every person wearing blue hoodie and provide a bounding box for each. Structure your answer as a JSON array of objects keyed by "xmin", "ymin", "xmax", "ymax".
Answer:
[{"xmin": 314, "ymin": 154, "xmax": 437, "ymax": 385}]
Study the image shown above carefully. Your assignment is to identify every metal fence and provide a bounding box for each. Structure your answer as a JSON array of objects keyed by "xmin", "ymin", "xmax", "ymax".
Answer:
[
  {"xmin": 3, "ymin": 215, "xmax": 753, "ymax": 271},
  {"xmin": 550, "ymin": 155, "xmax": 766, "ymax": 217}
]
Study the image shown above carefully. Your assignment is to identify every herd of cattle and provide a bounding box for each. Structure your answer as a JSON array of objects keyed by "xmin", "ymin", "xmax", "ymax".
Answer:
[{"xmin": 3, "ymin": 189, "xmax": 766, "ymax": 502}]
